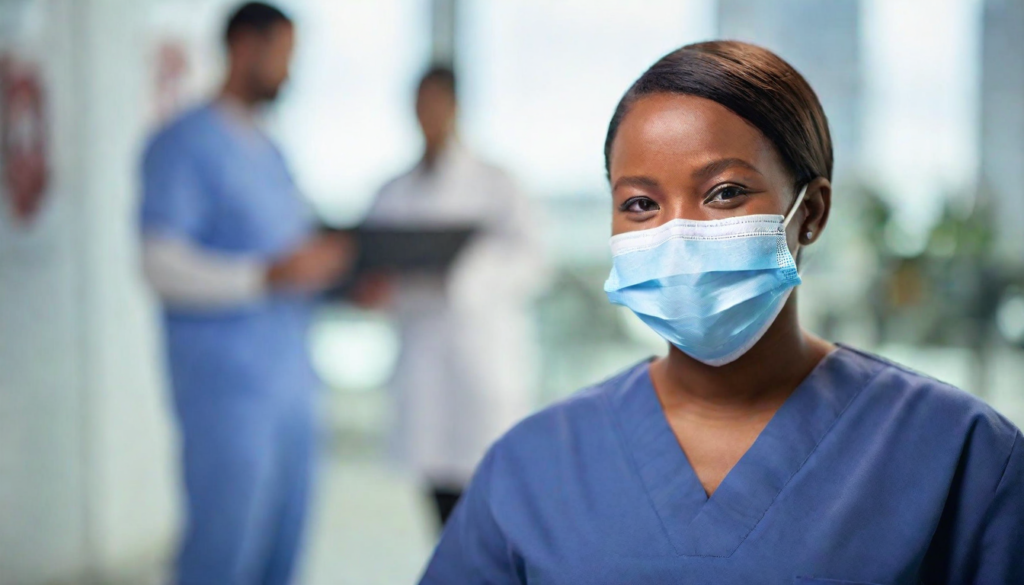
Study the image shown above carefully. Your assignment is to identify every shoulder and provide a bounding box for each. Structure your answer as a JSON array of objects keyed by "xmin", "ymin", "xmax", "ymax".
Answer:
[
  {"xmin": 487, "ymin": 361, "xmax": 647, "ymax": 465},
  {"xmin": 451, "ymin": 146, "xmax": 517, "ymax": 189},
  {"xmin": 472, "ymin": 157, "xmax": 518, "ymax": 192},
  {"xmin": 376, "ymin": 170, "xmax": 413, "ymax": 196},
  {"xmin": 843, "ymin": 345, "xmax": 1020, "ymax": 458},
  {"xmin": 373, "ymin": 164, "xmax": 421, "ymax": 199},
  {"xmin": 475, "ymin": 158, "xmax": 514, "ymax": 182},
  {"xmin": 143, "ymin": 105, "xmax": 217, "ymax": 162}
]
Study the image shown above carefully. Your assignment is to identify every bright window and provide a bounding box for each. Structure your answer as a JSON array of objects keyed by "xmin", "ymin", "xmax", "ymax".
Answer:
[
  {"xmin": 276, "ymin": 0, "xmax": 432, "ymax": 225},
  {"xmin": 459, "ymin": 0, "xmax": 717, "ymax": 199}
]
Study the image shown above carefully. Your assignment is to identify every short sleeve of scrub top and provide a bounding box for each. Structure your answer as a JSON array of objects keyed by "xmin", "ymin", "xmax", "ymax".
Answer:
[
  {"xmin": 419, "ymin": 346, "xmax": 1024, "ymax": 585},
  {"xmin": 141, "ymin": 125, "xmax": 209, "ymax": 241}
]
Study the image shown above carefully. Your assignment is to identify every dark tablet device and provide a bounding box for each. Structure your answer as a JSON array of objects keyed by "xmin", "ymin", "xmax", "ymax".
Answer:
[
  {"xmin": 354, "ymin": 226, "xmax": 476, "ymax": 272},
  {"xmin": 320, "ymin": 224, "xmax": 477, "ymax": 298}
]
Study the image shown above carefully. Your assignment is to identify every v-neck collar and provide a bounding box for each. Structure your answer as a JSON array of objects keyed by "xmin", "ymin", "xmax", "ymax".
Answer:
[{"xmin": 607, "ymin": 346, "xmax": 881, "ymax": 557}]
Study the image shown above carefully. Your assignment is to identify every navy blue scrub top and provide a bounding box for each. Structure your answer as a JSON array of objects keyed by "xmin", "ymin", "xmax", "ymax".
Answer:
[{"xmin": 420, "ymin": 346, "xmax": 1024, "ymax": 584}]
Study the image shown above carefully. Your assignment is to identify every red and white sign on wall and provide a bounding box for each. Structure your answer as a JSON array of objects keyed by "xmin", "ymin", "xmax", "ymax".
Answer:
[
  {"xmin": 0, "ymin": 54, "xmax": 49, "ymax": 224},
  {"xmin": 152, "ymin": 39, "xmax": 190, "ymax": 124}
]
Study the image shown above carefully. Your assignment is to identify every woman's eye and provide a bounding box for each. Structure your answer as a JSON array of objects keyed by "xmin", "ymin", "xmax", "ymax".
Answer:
[
  {"xmin": 620, "ymin": 196, "xmax": 660, "ymax": 214},
  {"xmin": 707, "ymin": 185, "xmax": 749, "ymax": 203}
]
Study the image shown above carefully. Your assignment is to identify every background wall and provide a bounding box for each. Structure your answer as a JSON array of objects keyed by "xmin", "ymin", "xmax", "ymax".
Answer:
[{"xmin": 0, "ymin": 1, "xmax": 176, "ymax": 582}]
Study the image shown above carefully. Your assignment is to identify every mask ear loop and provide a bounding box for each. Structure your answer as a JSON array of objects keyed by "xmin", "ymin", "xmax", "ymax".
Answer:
[
  {"xmin": 783, "ymin": 184, "xmax": 810, "ymax": 274},
  {"xmin": 783, "ymin": 184, "xmax": 809, "ymax": 228}
]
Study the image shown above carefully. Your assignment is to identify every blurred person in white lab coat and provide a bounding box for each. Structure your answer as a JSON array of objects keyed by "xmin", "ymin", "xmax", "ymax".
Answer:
[{"xmin": 358, "ymin": 66, "xmax": 547, "ymax": 528}]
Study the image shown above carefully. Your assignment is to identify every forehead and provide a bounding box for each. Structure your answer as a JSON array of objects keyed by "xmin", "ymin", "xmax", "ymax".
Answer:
[
  {"xmin": 609, "ymin": 93, "xmax": 786, "ymax": 180},
  {"xmin": 417, "ymin": 79, "xmax": 455, "ymax": 100},
  {"xmin": 270, "ymin": 21, "xmax": 294, "ymax": 43},
  {"xmin": 232, "ymin": 22, "xmax": 294, "ymax": 52}
]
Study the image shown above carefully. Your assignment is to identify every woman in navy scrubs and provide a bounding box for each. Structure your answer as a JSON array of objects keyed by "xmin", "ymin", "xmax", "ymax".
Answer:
[{"xmin": 418, "ymin": 41, "xmax": 1024, "ymax": 584}]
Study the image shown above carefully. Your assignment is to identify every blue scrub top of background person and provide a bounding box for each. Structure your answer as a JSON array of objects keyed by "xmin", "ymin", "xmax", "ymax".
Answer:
[{"xmin": 141, "ymin": 102, "xmax": 317, "ymax": 401}]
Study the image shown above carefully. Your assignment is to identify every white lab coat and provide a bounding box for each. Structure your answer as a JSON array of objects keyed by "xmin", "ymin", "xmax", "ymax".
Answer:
[{"xmin": 365, "ymin": 142, "xmax": 547, "ymax": 487}]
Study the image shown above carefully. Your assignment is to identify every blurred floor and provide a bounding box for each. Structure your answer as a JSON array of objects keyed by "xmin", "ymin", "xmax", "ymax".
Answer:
[{"xmin": 300, "ymin": 455, "xmax": 435, "ymax": 585}]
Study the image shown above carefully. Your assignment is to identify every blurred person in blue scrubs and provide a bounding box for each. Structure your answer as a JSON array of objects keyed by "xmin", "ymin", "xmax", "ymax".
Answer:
[
  {"xmin": 358, "ymin": 66, "xmax": 546, "ymax": 530},
  {"xmin": 139, "ymin": 4, "xmax": 351, "ymax": 584},
  {"xmin": 419, "ymin": 41, "xmax": 1024, "ymax": 584}
]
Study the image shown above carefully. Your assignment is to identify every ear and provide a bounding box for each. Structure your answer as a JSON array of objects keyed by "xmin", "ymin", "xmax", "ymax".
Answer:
[{"xmin": 798, "ymin": 177, "xmax": 831, "ymax": 246}]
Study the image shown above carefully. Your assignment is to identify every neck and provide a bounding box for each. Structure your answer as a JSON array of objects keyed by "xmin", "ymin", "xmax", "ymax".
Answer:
[
  {"xmin": 219, "ymin": 77, "xmax": 260, "ymax": 116},
  {"xmin": 423, "ymin": 146, "xmax": 440, "ymax": 168},
  {"xmin": 650, "ymin": 295, "xmax": 832, "ymax": 414},
  {"xmin": 422, "ymin": 135, "xmax": 454, "ymax": 169}
]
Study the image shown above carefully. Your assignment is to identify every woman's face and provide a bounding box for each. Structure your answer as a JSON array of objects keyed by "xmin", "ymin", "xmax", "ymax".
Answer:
[{"xmin": 608, "ymin": 93, "xmax": 820, "ymax": 251}]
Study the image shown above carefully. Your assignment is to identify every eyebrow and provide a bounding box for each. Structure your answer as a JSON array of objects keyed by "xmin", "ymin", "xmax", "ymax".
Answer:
[
  {"xmin": 693, "ymin": 158, "xmax": 763, "ymax": 181},
  {"xmin": 612, "ymin": 176, "xmax": 661, "ymax": 192}
]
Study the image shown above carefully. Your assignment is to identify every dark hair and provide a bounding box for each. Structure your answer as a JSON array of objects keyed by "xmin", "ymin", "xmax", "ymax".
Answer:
[
  {"xmin": 224, "ymin": 2, "xmax": 292, "ymax": 45},
  {"xmin": 604, "ymin": 41, "xmax": 832, "ymax": 188},
  {"xmin": 418, "ymin": 65, "xmax": 457, "ymax": 99}
]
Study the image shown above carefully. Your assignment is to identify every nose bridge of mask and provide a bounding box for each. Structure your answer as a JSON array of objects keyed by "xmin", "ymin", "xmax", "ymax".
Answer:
[
  {"xmin": 609, "ymin": 185, "xmax": 809, "ymax": 256},
  {"xmin": 609, "ymin": 215, "xmax": 787, "ymax": 260}
]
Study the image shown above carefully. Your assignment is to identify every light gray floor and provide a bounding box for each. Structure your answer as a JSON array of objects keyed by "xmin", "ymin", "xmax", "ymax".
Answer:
[{"xmin": 300, "ymin": 457, "xmax": 436, "ymax": 585}]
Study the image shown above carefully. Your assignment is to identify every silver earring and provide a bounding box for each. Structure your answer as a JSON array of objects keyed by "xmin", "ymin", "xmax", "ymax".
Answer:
[{"xmin": 805, "ymin": 230, "xmax": 813, "ymax": 240}]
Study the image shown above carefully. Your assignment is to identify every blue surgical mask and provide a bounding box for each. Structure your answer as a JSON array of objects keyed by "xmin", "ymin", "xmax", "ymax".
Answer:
[{"xmin": 604, "ymin": 186, "xmax": 807, "ymax": 366}]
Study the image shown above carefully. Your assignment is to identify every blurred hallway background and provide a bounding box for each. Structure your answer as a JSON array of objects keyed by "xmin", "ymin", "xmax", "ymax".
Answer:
[{"xmin": 3, "ymin": 0, "xmax": 1024, "ymax": 583}]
